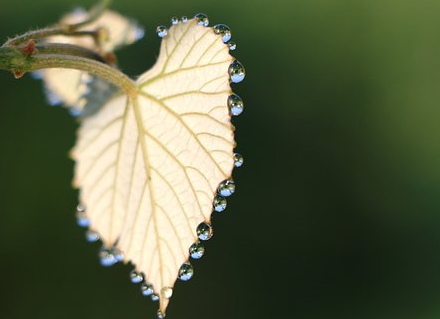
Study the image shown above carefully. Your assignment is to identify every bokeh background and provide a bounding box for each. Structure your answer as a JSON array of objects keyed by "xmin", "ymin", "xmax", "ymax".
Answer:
[{"xmin": 1, "ymin": 0, "xmax": 440, "ymax": 318}]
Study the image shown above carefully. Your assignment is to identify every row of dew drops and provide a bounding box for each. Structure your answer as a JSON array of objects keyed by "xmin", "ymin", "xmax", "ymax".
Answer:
[
  {"xmin": 75, "ymin": 13, "xmax": 244, "ymax": 319},
  {"xmin": 157, "ymin": 13, "xmax": 246, "ymax": 91}
]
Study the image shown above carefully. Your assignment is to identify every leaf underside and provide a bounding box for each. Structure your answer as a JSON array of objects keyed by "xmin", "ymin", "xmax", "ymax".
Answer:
[{"xmin": 72, "ymin": 19, "xmax": 235, "ymax": 314}]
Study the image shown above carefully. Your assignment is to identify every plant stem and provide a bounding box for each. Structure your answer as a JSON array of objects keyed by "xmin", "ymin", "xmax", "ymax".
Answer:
[
  {"xmin": 31, "ymin": 54, "xmax": 136, "ymax": 96},
  {"xmin": 0, "ymin": 46, "xmax": 136, "ymax": 96},
  {"xmin": 4, "ymin": 29, "xmax": 102, "ymax": 47},
  {"xmin": 3, "ymin": 0, "xmax": 112, "ymax": 46},
  {"xmin": 35, "ymin": 43, "xmax": 107, "ymax": 63},
  {"xmin": 0, "ymin": 0, "xmax": 134, "ymax": 96}
]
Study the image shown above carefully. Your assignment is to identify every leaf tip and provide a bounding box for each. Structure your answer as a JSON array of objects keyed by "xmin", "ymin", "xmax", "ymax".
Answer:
[{"xmin": 159, "ymin": 292, "xmax": 171, "ymax": 318}]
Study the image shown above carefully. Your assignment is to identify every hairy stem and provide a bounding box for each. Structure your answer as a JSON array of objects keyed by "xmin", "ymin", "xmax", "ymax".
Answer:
[
  {"xmin": 3, "ymin": 0, "xmax": 112, "ymax": 46},
  {"xmin": 0, "ymin": 46, "xmax": 136, "ymax": 96},
  {"xmin": 35, "ymin": 43, "xmax": 107, "ymax": 63},
  {"xmin": 4, "ymin": 29, "xmax": 103, "ymax": 47},
  {"xmin": 30, "ymin": 54, "xmax": 136, "ymax": 95}
]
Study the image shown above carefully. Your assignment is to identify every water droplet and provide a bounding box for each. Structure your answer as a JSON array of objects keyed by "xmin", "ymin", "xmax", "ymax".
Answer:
[
  {"xmin": 189, "ymin": 242, "xmax": 205, "ymax": 259},
  {"xmin": 69, "ymin": 108, "xmax": 83, "ymax": 118},
  {"xmin": 130, "ymin": 270, "xmax": 144, "ymax": 284},
  {"xmin": 197, "ymin": 222, "xmax": 213, "ymax": 241},
  {"xmin": 218, "ymin": 180, "xmax": 236, "ymax": 197},
  {"xmin": 76, "ymin": 205, "xmax": 90, "ymax": 227},
  {"xmin": 99, "ymin": 247, "xmax": 118, "ymax": 267},
  {"xmin": 228, "ymin": 42, "xmax": 237, "ymax": 51},
  {"xmin": 114, "ymin": 248, "xmax": 124, "ymax": 262},
  {"xmin": 213, "ymin": 196, "xmax": 227, "ymax": 212},
  {"xmin": 134, "ymin": 26, "xmax": 145, "ymax": 42},
  {"xmin": 44, "ymin": 87, "xmax": 63, "ymax": 106},
  {"xmin": 141, "ymin": 283, "xmax": 154, "ymax": 296},
  {"xmin": 181, "ymin": 16, "xmax": 188, "ymax": 23},
  {"xmin": 156, "ymin": 26, "xmax": 168, "ymax": 38},
  {"xmin": 234, "ymin": 153, "xmax": 244, "ymax": 168},
  {"xmin": 228, "ymin": 94, "xmax": 244, "ymax": 116},
  {"xmin": 76, "ymin": 214, "xmax": 90, "ymax": 227},
  {"xmin": 178, "ymin": 263, "xmax": 194, "ymax": 281},
  {"xmin": 31, "ymin": 70, "xmax": 43, "ymax": 80},
  {"xmin": 229, "ymin": 60, "xmax": 246, "ymax": 83},
  {"xmin": 71, "ymin": 7, "xmax": 87, "ymax": 19},
  {"xmin": 85, "ymin": 231, "xmax": 100, "ymax": 242},
  {"xmin": 171, "ymin": 16, "xmax": 179, "ymax": 25},
  {"xmin": 157, "ymin": 309, "xmax": 166, "ymax": 319},
  {"xmin": 213, "ymin": 24, "xmax": 232, "ymax": 43},
  {"xmin": 161, "ymin": 287, "xmax": 173, "ymax": 299},
  {"xmin": 151, "ymin": 294, "xmax": 159, "ymax": 301},
  {"xmin": 194, "ymin": 13, "xmax": 209, "ymax": 27}
]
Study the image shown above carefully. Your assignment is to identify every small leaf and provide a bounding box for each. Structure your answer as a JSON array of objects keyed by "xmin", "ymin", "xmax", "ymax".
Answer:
[
  {"xmin": 39, "ymin": 9, "xmax": 144, "ymax": 116},
  {"xmin": 72, "ymin": 18, "xmax": 240, "ymax": 315},
  {"xmin": 55, "ymin": 8, "xmax": 144, "ymax": 51}
]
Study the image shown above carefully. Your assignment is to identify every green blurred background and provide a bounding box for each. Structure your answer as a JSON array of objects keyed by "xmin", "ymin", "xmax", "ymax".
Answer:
[{"xmin": 1, "ymin": 0, "xmax": 440, "ymax": 318}]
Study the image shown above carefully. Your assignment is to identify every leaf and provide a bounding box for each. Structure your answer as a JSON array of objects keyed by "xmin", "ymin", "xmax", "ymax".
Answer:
[
  {"xmin": 72, "ymin": 18, "xmax": 240, "ymax": 315},
  {"xmin": 39, "ymin": 9, "xmax": 144, "ymax": 116}
]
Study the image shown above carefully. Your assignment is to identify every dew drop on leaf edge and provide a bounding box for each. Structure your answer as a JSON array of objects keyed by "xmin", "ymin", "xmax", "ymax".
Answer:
[
  {"xmin": 76, "ymin": 204, "xmax": 90, "ymax": 227},
  {"xmin": 189, "ymin": 242, "xmax": 205, "ymax": 259},
  {"xmin": 213, "ymin": 195, "xmax": 227, "ymax": 212},
  {"xmin": 234, "ymin": 153, "xmax": 244, "ymax": 167},
  {"xmin": 228, "ymin": 41, "xmax": 237, "ymax": 51},
  {"xmin": 178, "ymin": 263, "xmax": 194, "ymax": 281},
  {"xmin": 194, "ymin": 13, "xmax": 209, "ymax": 27},
  {"xmin": 85, "ymin": 230, "xmax": 100, "ymax": 242},
  {"xmin": 134, "ymin": 26, "xmax": 146, "ymax": 42},
  {"xmin": 114, "ymin": 248, "xmax": 124, "ymax": 262},
  {"xmin": 229, "ymin": 60, "xmax": 246, "ymax": 83},
  {"xmin": 197, "ymin": 222, "xmax": 213, "ymax": 241},
  {"xmin": 213, "ymin": 24, "xmax": 232, "ymax": 43},
  {"xmin": 228, "ymin": 94, "xmax": 244, "ymax": 116},
  {"xmin": 218, "ymin": 180, "xmax": 236, "ymax": 197},
  {"xmin": 171, "ymin": 16, "xmax": 179, "ymax": 25},
  {"xmin": 157, "ymin": 310, "xmax": 166, "ymax": 319},
  {"xmin": 130, "ymin": 270, "xmax": 144, "ymax": 284},
  {"xmin": 99, "ymin": 247, "xmax": 118, "ymax": 267},
  {"xmin": 141, "ymin": 283, "xmax": 154, "ymax": 296},
  {"xmin": 151, "ymin": 294, "xmax": 159, "ymax": 301},
  {"xmin": 156, "ymin": 26, "xmax": 168, "ymax": 38},
  {"xmin": 76, "ymin": 212, "xmax": 90, "ymax": 228}
]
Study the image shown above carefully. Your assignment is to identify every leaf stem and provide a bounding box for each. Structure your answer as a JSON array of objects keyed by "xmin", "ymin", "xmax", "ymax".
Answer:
[
  {"xmin": 35, "ymin": 43, "xmax": 107, "ymax": 63},
  {"xmin": 3, "ymin": 0, "xmax": 112, "ymax": 46},
  {"xmin": 0, "ymin": 46, "xmax": 136, "ymax": 96},
  {"xmin": 30, "ymin": 54, "xmax": 136, "ymax": 96},
  {"xmin": 4, "ymin": 29, "xmax": 101, "ymax": 47}
]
